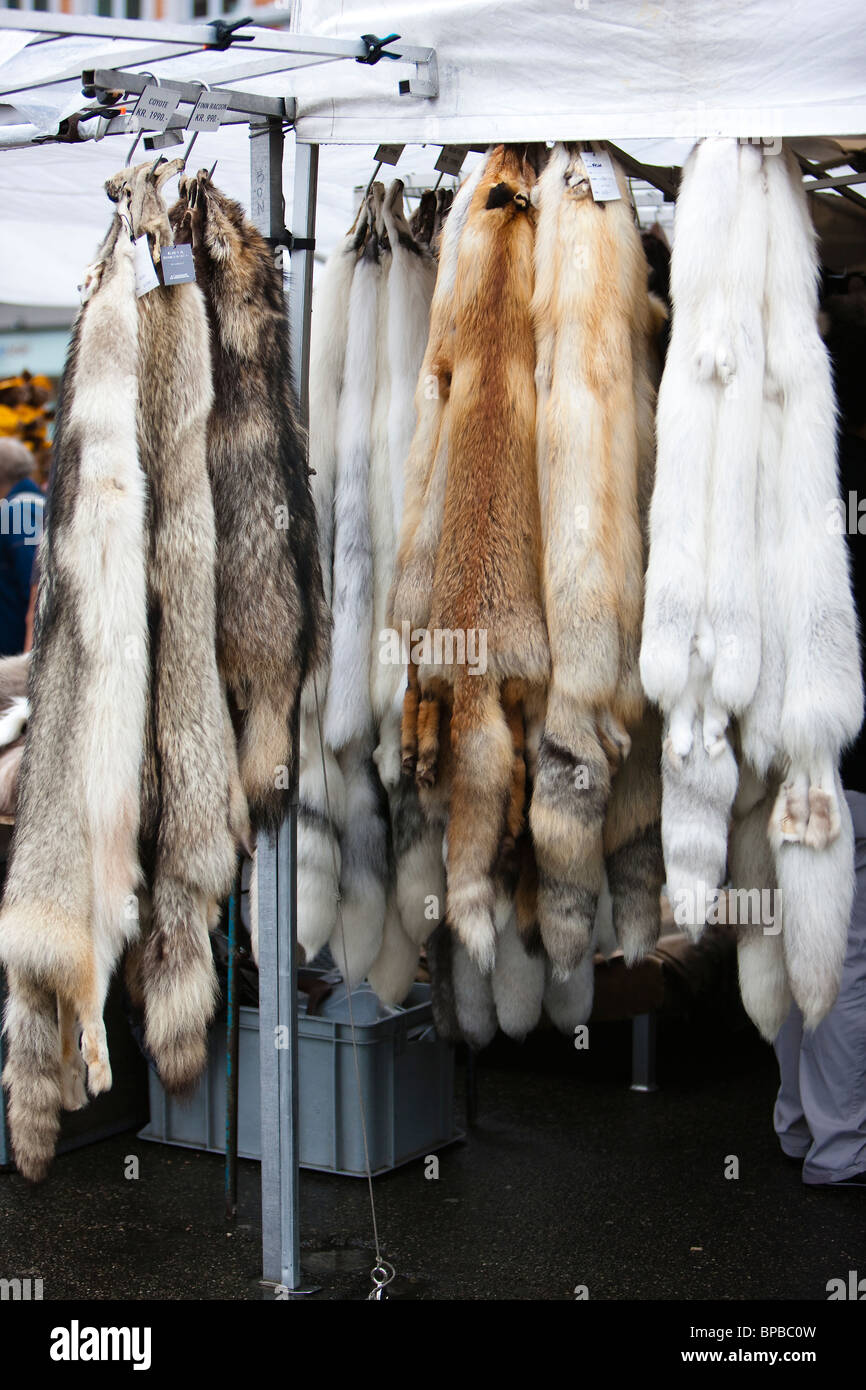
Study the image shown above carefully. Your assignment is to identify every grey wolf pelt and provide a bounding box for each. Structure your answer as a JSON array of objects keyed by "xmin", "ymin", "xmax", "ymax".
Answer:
[
  {"xmin": 170, "ymin": 171, "xmax": 327, "ymax": 835},
  {"xmin": 0, "ymin": 186, "xmax": 147, "ymax": 1179},
  {"xmin": 122, "ymin": 159, "xmax": 237, "ymax": 1095}
]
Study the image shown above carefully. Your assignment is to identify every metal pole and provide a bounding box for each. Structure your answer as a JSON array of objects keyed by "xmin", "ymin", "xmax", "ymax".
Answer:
[
  {"xmin": 630, "ymin": 1012, "xmax": 658, "ymax": 1093},
  {"xmin": 250, "ymin": 115, "xmax": 302, "ymax": 1293},
  {"xmin": 225, "ymin": 872, "xmax": 241, "ymax": 1222}
]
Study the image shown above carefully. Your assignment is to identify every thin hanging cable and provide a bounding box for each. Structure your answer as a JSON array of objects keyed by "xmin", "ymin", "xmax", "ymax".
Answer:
[{"xmin": 312, "ymin": 677, "xmax": 387, "ymax": 1283}]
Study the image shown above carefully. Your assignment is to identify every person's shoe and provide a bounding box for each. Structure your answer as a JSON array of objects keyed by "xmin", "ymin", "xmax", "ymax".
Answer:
[{"xmin": 807, "ymin": 1171, "xmax": 866, "ymax": 1188}]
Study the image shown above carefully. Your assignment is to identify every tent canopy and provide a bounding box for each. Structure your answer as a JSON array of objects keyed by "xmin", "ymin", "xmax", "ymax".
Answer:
[{"xmin": 0, "ymin": 1, "xmax": 864, "ymax": 309}]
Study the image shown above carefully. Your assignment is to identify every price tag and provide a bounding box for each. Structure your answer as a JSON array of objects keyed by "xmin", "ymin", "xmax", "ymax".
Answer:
[
  {"xmin": 374, "ymin": 143, "xmax": 404, "ymax": 166},
  {"xmin": 188, "ymin": 90, "xmax": 230, "ymax": 133},
  {"xmin": 435, "ymin": 145, "xmax": 466, "ymax": 177},
  {"xmin": 160, "ymin": 244, "xmax": 196, "ymax": 286},
  {"xmin": 133, "ymin": 236, "xmax": 159, "ymax": 297},
  {"xmin": 580, "ymin": 147, "xmax": 621, "ymax": 202},
  {"xmin": 132, "ymin": 84, "xmax": 181, "ymax": 132}
]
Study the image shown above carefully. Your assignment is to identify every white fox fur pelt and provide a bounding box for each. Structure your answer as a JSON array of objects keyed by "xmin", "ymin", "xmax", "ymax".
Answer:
[
  {"xmin": 643, "ymin": 140, "xmax": 862, "ymax": 1026},
  {"xmin": 0, "ymin": 188, "xmax": 148, "ymax": 1180},
  {"xmin": 170, "ymin": 172, "xmax": 327, "ymax": 836},
  {"xmin": 746, "ymin": 149, "xmax": 862, "ymax": 836},
  {"xmin": 120, "ymin": 159, "xmax": 238, "ymax": 1095},
  {"xmin": 530, "ymin": 144, "xmax": 652, "ymax": 974}
]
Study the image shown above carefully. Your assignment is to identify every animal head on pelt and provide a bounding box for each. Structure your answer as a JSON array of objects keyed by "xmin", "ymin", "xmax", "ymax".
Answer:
[
  {"xmin": 105, "ymin": 156, "xmax": 183, "ymax": 263},
  {"xmin": 169, "ymin": 169, "xmax": 284, "ymax": 355}
]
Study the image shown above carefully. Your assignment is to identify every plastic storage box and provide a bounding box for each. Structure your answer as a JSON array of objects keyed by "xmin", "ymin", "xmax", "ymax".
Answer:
[{"xmin": 139, "ymin": 981, "xmax": 458, "ymax": 1176}]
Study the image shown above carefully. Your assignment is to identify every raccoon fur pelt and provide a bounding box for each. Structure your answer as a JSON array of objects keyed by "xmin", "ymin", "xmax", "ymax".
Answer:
[
  {"xmin": 117, "ymin": 159, "xmax": 239, "ymax": 1095},
  {"xmin": 170, "ymin": 171, "xmax": 327, "ymax": 835},
  {"xmin": 0, "ymin": 186, "xmax": 148, "ymax": 1180},
  {"xmin": 642, "ymin": 139, "xmax": 863, "ymax": 1028},
  {"xmin": 530, "ymin": 143, "xmax": 657, "ymax": 974}
]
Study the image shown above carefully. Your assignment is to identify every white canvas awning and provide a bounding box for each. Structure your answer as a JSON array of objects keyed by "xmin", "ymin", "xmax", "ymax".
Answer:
[{"xmin": 0, "ymin": 2, "xmax": 864, "ymax": 309}]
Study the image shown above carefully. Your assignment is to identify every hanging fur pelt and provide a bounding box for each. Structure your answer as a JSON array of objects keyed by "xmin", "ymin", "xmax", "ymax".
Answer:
[
  {"xmin": 389, "ymin": 155, "xmax": 489, "ymax": 637},
  {"xmin": 383, "ymin": 178, "xmax": 438, "ymax": 527},
  {"xmin": 418, "ymin": 146, "xmax": 548, "ymax": 973},
  {"xmin": 294, "ymin": 207, "xmax": 368, "ymax": 962},
  {"xmin": 0, "ymin": 186, "xmax": 148, "ymax": 1180},
  {"xmin": 643, "ymin": 140, "xmax": 862, "ymax": 1027},
  {"xmin": 530, "ymin": 143, "xmax": 651, "ymax": 973},
  {"xmin": 324, "ymin": 185, "xmax": 391, "ymax": 984},
  {"xmin": 170, "ymin": 171, "xmax": 327, "ymax": 835},
  {"xmin": 117, "ymin": 159, "xmax": 239, "ymax": 1094}
]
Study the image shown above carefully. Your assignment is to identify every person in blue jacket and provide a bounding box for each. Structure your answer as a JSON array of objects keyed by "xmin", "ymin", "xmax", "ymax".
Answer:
[{"xmin": 0, "ymin": 438, "xmax": 44, "ymax": 657}]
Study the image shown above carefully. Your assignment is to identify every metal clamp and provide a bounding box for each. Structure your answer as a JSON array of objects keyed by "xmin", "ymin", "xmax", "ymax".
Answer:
[
  {"xmin": 356, "ymin": 33, "xmax": 401, "ymax": 66},
  {"xmin": 208, "ymin": 17, "xmax": 255, "ymax": 51}
]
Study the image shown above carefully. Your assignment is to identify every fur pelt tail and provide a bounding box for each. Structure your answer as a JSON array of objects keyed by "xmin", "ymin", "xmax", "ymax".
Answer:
[
  {"xmin": 1, "ymin": 970, "xmax": 62, "ymax": 1182},
  {"xmin": 446, "ymin": 673, "xmax": 514, "ymax": 971},
  {"xmin": 604, "ymin": 709, "xmax": 664, "ymax": 965},
  {"xmin": 328, "ymin": 737, "xmax": 388, "ymax": 985},
  {"xmin": 771, "ymin": 769, "xmax": 853, "ymax": 1029},
  {"xmin": 729, "ymin": 773, "xmax": 791, "ymax": 1042}
]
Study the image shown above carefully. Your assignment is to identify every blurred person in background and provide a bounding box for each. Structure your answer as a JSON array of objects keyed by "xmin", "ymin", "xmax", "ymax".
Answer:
[
  {"xmin": 0, "ymin": 437, "xmax": 43, "ymax": 657},
  {"xmin": 772, "ymin": 280, "xmax": 866, "ymax": 1188}
]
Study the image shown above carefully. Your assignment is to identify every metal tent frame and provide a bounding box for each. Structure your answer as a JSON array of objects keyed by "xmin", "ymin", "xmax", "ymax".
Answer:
[{"xmin": 0, "ymin": 8, "xmax": 440, "ymax": 1295}]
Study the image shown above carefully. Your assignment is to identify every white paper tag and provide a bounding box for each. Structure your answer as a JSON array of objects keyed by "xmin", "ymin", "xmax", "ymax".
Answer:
[
  {"xmin": 580, "ymin": 147, "xmax": 621, "ymax": 202},
  {"xmin": 132, "ymin": 84, "xmax": 181, "ymax": 132},
  {"xmin": 133, "ymin": 236, "xmax": 159, "ymax": 297},
  {"xmin": 188, "ymin": 90, "xmax": 230, "ymax": 133}
]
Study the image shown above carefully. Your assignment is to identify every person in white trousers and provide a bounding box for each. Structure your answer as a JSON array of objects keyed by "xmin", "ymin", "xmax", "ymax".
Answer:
[{"xmin": 773, "ymin": 790, "xmax": 866, "ymax": 1186}]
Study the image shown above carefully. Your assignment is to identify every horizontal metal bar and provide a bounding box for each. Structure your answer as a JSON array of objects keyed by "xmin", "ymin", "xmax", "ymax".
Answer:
[
  {"xmin": 0, "ymin": 12, "xmax": 437, "ymax": 65},
  {"xmin": 84, "ymin": 67, "xmax": 292, "ymax": 120},
  {"xmin": 0, "ymin": 45, "xmax": 203, "ymax": 99},
  {"xmin": 803, "ymin": 170, "xmax": 866, "ymax": 191}
]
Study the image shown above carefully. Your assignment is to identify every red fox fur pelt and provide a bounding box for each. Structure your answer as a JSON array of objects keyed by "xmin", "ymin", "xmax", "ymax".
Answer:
[
  {"xmin": 530, "ymin": 143, "xmax": 662, "ymax": 973},
  {"xmin": 417, "ymin": 145, "xmax": 549, "ymax": 971}
]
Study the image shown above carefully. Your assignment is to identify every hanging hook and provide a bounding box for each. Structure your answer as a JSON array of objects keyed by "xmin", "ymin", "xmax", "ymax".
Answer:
[
  {"xmin": 367, "ymin": 1260, "xmax": 396, "ymax": 1300},
  {"xmin": 208, "ymin": 159, "xmax": 218, "ymax": 180},
  {"xmin": 181, "ymin": 80, "xmax": 210, "ymax": 169},
  {"xmin": 126, "ymin": 128, "xmax": 143, "ymax": 165},
  {"xmin": 364, "ymin": 160, "xmax": 383, "ymax": 198}
]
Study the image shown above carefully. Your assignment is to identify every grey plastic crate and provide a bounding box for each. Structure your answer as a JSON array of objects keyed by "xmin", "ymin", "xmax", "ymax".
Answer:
[
  {"xmin": 139, "ymin": 981, "xmax": 458, "ymax": 1176},
  {"xmin": 0, "ymin": 971, "xmax": 149, "ymax": 1170}
]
